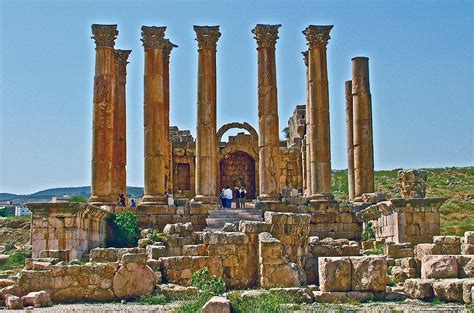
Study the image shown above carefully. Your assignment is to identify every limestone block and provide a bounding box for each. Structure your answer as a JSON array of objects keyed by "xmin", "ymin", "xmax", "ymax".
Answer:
[
  {"xmin": 433, "ymin": 279, "xmax": 464, "ymax": 303},
  {"xmin": 121, "ymin": 253, "xmax": 148, "ymax": 265},
  {"xmin": 262, "ymin": 262, "xmax": 305, "ymax": 288},
  {"xmin": 269, "ymin": 287, "xmax": 314, "ymax": 303},
  {"xmin": 421, "ymin": 255, "xmax": 458, "ymax": 279},
  {"xmin": 0, "ymin": 285, "xmax": 23, "ymax": 299},
  {"xmin": 351, "ymin": 256, "xmax": 387, "ymax": 292},
  {"xmin": 396, "ymin": 169, "xmax": 427, "ymax": 198},
  {"xmin": 112, "ymin": 263, "xmax": 155, "ymax": 299},
  {"xmin": 21, "ymin": 290, "xmax": 52, "ymax": 308},
  {"xmin": 318, "ymin": 257, "xmax": 351, "ymax": 292},
  {"xmin": 182, "ymin": 244, "xmax": 206, "ymax": 256},
  {"xmin": 202, "ymin": 296, "xmax": 231, "ymax": 313},
  {"xmin": 390, "ymin": 266, "xmax": 407, "ymax": 283},
  {"xmin": 457, "ymin": 255, "xmax": 474, "ymax": 278},
  {"xmin": 415, "ymin": 243, "xmax": 440, "ymax": 261},
  {"xmin": 465, "ymin": 231, "xmax": 474, "ymax": 244},
  {"xmin": 312, "ymin": 291, "xmax": 373, "ymax": 303},
  {"xmin": 146, "ymin": 259, "xmax": 160, "ymax": 271},
  {"xmin": 5, "ymin": 294, "xmax": 22, "ymax": 309},
  {"xmin": 0, "ymin": 279, "xmax": 16, "ymax": 289},
  {"xmin": 462, "ymin": 244, "xmax": 474, "ymax": 255},
  {"xmin": 147, "ymin": 245, "xmax": 167, "ymax": 259},
  {"xmin": 433, "ymin": 236, "xmax": 461, "ymax": 255},
  {"xmin": 462, "ymin": 278, "xmax": 474, "ymax": 304},
  {"xmin": 403, "ymin": 279, "xmax": 434, "ymax": 299},
  {"xmin": 90, "ymin": 248, "xmax": 120, "ymax": 263},
  {"xmin": 155, "ymin": 284, "xmax": 199, "ymax": 299},
  {"xmin": 39, "ymin": 249, "xmax": 70, "ymax": 262}
]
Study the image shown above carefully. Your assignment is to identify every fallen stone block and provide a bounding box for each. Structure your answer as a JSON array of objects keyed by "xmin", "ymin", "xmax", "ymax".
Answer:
[
  {"xmin": 312, "ymin": 291, "xmax": 373, "ymax": 303},
  {"xmin": 457, "ymin": 255, "xmax": 474, "ymax": 278},
  {"xmin": 351, "ymin": 256, "xmax": 387, "ymax": 292},
  {"xmin": 5, "ymin": 294, "xmax": 23, "ymax": 309},
  {"xmin": 433, "ymin": 236, "xmax": 461, "ymax": 255},
  {"xmin": 112, "ymin": 262, "xmax": 155, "ymax": 299},
  {"xmin": 463, "ymin": 278, "xmax": 474, "ymax": 304},
  {"xmin": 21, "ymin": 290, "xmax": 52, "ymax": 308},
  {"xmin": 421, "ymin": 255, "xmax": 458, "ymax": 279},
  {"xmin": 0, "ymin": 285, "xmax": 23, "ymax": 299},
  {"xmin": 432, "ymin": 279, "xmax": 464, "ymax": 303},
  {"xmin": 0, "ymin": 279, "xmax": 16, "ymax": 289},
  {"xmin": 318, "ymin": 257, "xmax": 351, "ymax": 292},
  {"xmin": 202, "ymin": 296, "xmax": 230, "ymax": 313},
  {"xmin": 404, "ymin": 279, "xmax": 434, "ymax": 300}
]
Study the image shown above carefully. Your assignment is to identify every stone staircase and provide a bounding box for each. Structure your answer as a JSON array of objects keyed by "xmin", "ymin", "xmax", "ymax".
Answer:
[{"xmin": 205, "ymin": 208, "xmax": 263, "ymax": 231}]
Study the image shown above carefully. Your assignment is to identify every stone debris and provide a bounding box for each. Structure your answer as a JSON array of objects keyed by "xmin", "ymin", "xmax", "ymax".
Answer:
[
  {"xmin": 201, "ymin": 296, "xmax": 231, "ymax": 313},
  {"xmin": 21, "ymin": 290, "xmax": 52, "ymax": 308}
]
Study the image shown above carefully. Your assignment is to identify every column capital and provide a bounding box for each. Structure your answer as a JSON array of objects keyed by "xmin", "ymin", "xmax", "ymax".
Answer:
[
  {"xmin": 252, "ymin": 24, "xmax": 281, "ymax": 48},
  {"xmin": 141, "ymin": 26, "xmax": 167, "ymax": 49},
  {"xmin": 302, "ymin": 25, "xmax": 333, "ymax": 49},
  {"xmin": 114, "ymin": 50, "xmax": 131, "ymax": 75},
  {"xmin": 163, "ymin": 39, "xmax": 178, "ymax": 59},
  {"xmin": 193, "ymin": 25, "xmax": 221, "ymax": 50},
  {"xmin": 91, "ymin": 24, "xmax": 118, "ymax": 47},
  {"xmin": 302, "ymin": 51, "xmax": 309, "ymax": 66}
]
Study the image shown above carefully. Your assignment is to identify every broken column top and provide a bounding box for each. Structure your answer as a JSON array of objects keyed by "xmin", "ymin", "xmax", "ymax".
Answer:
[
  {"xmin": 91, "ymin": 24, "xmax": 118, "ymax": 47},
  {"xmin": 252, "ymin": 24, "xmax": 281, "ymax": 48}
]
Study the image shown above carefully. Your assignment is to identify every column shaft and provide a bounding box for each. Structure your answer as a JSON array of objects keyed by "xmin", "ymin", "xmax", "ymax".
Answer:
[
  {"xmin": 90, "ymin": 24, "xmax": 118, "ymax": 206},
  {"xmin": 303, "ymin": 51, "xmax": 312, "ymax": 196},
  {"xmin": 252, "ymin": 24, "xmax": 281, "ymax": 201},
  {"xmin": 345, "ymin": 80, "xmax": 355, "ymax": 201},
  {"xmin": 352, "ymin": 57, "xmax": 374, "ymax": 197}
]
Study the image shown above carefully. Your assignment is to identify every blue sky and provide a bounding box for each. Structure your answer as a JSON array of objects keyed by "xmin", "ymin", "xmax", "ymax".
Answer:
[{"xmin": 0, "ymin": 0, "xmax": 472, "ymax": 194}]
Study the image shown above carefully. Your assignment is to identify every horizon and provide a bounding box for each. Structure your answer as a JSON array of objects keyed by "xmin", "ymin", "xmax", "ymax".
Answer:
[{"xmin": 1, "ymin": 0, "xmax": 473, "ymax": 194}]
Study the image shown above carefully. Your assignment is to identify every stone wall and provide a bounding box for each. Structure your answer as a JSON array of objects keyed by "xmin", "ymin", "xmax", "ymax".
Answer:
[
  {"xmin": 27, "ymin": 203, "xmax": 112, "ymax": 260},
  {"xmin": 287, "ymin": 105, "xmax": 306, "ymax": 148}
]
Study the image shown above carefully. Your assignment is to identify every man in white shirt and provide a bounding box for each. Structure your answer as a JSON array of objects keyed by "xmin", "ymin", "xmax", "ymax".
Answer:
[{"xmin": 223, "ymin": 186, "xmax": 233, "ymax": 208}]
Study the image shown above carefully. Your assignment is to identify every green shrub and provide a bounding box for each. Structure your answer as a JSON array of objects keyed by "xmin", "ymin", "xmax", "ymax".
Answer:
[
  {"xmin": 138, "ymin": 293, "xmax": 169, "ymax": 305},
  {"xmin": 362, "ymin": 222, "xmax": 376, "ymax": 241},
  {"xmin": 68, "ymin": 196, "xmax": 88, "ymax": 203},
  {"xmin": 149, "ymin": 230, "xmax": 169, "ymax": 244},
  {"xmin": 190, "ymin": 267, "xmax": 226, "ymax": 295},
  {"xmin": 0, "ymin": 249, "xmax": 27, "ymax": 271},
  {"xmin": 110, "ymin": 211, "xmax": 140, "ymax": 248},
  {"xmin": 228, "ymin": 290, "xmax": 295, "ymax": 313}
]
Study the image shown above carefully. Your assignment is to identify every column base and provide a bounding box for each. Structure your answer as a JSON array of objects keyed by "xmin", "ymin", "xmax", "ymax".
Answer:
[
  {"xmin": 141, "ymin": 194, "xmax": 167, "ymax": 205},
  {"xmin": 257, "ymin": 193, "xmax": 281, "ymax": 202},
  {"xmin": 89, "ymin": 195, "xmax": 116, "ymax": 207},
  {"xmin": 309, "ymin": 193, "xmax": 334, "ymax": 202},
  {"xmin": 191, "ymin": 194, "xmax": 219, "ymax": 205}
]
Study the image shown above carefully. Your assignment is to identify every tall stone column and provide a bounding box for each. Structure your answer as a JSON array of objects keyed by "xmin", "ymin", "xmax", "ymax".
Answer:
[
  {"xmin": 112, "ymin": 49, "xmax": 131, "ymax": 200},
  {"xmin": 352, "ymin": 57, "xmax": 374, "ymax": 197},
  {"xmin": 252, "ymin": 24, "xmax": 281, "ymax": 202},
  {"xmin": 193, "ymin": 26, "xmax": 221, "ymax": 203},
  {"xmin": 90, "ymin": 24, "xmax": 118, "ymax": 206},
  {"xmin": 303, "ymin": 25, "xmax": 333, "ymax": 200},
  {"xmin": 302, "ymin": 51, "xmax": 312, "ymax": 197},
  {"xmin": 345, "ymin": 80, "xmax": 355, "ymax": 201},
  {"xmin": 163, "ymin": 39, "xmax": 177, "ymax": 195},
  {"xmin": 141, "ymin": 26, "xmax": 168, "ymax": 204}
]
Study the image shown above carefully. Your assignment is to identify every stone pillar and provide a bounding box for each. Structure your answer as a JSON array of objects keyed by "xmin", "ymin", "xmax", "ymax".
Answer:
[
  {"xmin": 90, "ymin": 24, "xmax": 118, "ymax": 206},
  {"xmin": 163, "ymin": 39, "xmax": 178, "ymax": 195},
  {"xmin": 303, "ymin": 25, "xmax": 333, "ymax": 200},
  {"xmin": 112, "ymin": 49, "xmax": 131, "ymax": 200},
  {"xmin": 141, "ymin": 26, "xmax": 168, "ymax": 204},
  {"xmin": 252, "ymin": 24, "xmax": 281, "ymax": 202},
  {"xmin": 193, "ymin": 25, "xmax": 221, "ymax": 203},
  {"xmin": 345, "ymin": 80, "xmax": 355, "ymax": 201},
  {"xmin": 352, "ymin": 57, "xmax": 374, "ymax": 197},
  {"xmin": 302, "ymin": 51, "xmax": 312, "ymax": 197}
]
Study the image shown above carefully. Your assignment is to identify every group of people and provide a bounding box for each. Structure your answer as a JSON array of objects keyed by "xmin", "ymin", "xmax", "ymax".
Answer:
[
  {"xmin": 220, "ymin": 186, "xmax": 247, "ymax": 209},
  {"xmin": 118, "ymin": 194, "xmax": 137, "ymax": 208}
]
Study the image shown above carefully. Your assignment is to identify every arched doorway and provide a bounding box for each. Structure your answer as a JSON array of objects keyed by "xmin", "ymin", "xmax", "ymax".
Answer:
[{"xmin": 219, "ymin": 151, "xmax": 256, "ymax": 199}]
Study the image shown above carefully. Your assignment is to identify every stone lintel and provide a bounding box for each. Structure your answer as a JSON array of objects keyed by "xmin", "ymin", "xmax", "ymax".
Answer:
[
  {"xmin": 193, "ymin": 25, "xmax": 221, "ymax": 50},
  {"xmin": 302, "ymin": 25, "xmax": 333, "ymax": 49},
  {"xmin": 91, "ymin": 24, "xmax": 118, "ymax": 47},
  {"xmin": 141, "ymin": 26, "xmax": 167, "ymax": 49},
  {"xmin": 252, "ymin": 24, "xmax": 281, "ymax": 48}
]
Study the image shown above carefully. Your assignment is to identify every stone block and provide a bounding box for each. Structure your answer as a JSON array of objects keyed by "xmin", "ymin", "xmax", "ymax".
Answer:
[
  {"xmin": 404, "ymin": 278, "xmax": 434, "ymax": 299},
  {"xmin": 415, "ymin": 243, "xmax": 440, "ymax": 261},
  {"xmin": 318, "ymin": 257, "xmax": 351, "ymax": 292},
  {"xmin": 5, "ymin": 294, "xmax": 22, "ymax": 309},
  {"xmin": 351, "ymin": 256, "xmax": 387, "ymax": 292},
  {"xmin": 155, "ymin": 284, "xmax": 199, "ymax": 299},
  {"xmin": 457, "ymin": 255, "xmax": 474, "ymax": 278},
  {"xmin": 433, "ymin": 236, "xmax": 461, "ymax": 255},
  {"xmin": 462, "ymin": 243, "xmax": 474, "ymax": 255},
  {"xmin": 462, "ymin": 278, "xmax": 474, "ymax": 304},
  {"xmin": 21, "ymin": 290, "xmax": 52, "ymax": 308},
  {"xmin": 269, "ymin": 287, "xmax": 314, "ymax": 303},
  {"xmin": 147, "ymin": 245, "xmax": 167, "ymax": 259},
  {"xmin": 465, "ymin": 231, "xmax": 474, "ymax": 244},
  {"xmin": 182, "ymin": 244, "xmax": 206, "ymax": 256},
  {"xmin": 0, "ymin": 279, "xmax": 16, "ymax": 289},
  {"xmin": 433, "ymin": 279, "xmax": 464, "ymax": 303},
  {"xmin": 312, "ymin": 291, "xmax": 373, "ymax": 303},
  {"xmin": 0, "ymin": 285, "xmax": 23, "ymax": 299},
  {"xmin": 112, "ymin": 263, "xmax": 155, "ymax": 299},
  {"xmin": 121, "ymin": 253, "xmax": 148, "ymax": 265},
  {"xmin": 90, "ymin": 248, "xmax": 120, "ymax": 263},
  {"xmin": 202, "ymin": 296, "xmax": 231, "ymax": 313},
  {"xmin": 421, "ymin": 255, "xmax": 458, "ymax": 279}
]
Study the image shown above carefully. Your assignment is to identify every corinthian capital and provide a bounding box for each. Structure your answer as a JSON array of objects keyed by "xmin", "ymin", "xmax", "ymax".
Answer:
[
  {"xmin": 91, "ymin": 24, "xmax": 118, "ymax": 47},
  {"xmin": 163, "ymin": 39, "xmax": 178, "ymax": 59},
  {"xmin": 302, "ymin": 25, "xmax": 333, "ymax": 49},
  {"xmin": 193, "ymin": 25, "xmax": 221, "ymax": 50},
  {"xmin": 114, "ymin": 50, "xmax": 131, "ymax": 75},
  {"xmin": 302, "ymin": 51, "xmax": 309, "ymax": 66},
  {"xmin": 141, "ymin": 26, "xmax": 167, "ymax": 49},
  {"xmin": 252, "ymin": 24, "xmax": 281, "ymax": 48}
]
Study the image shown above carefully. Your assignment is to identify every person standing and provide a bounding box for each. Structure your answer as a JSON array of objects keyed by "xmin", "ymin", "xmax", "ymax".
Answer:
[
  {"xmin": 219, "ymin": 189, "xmax": 226, "ymax": 208},
  {"xmin": 223, "ymin": 186, "xmax": 233, "ymax": 208},
  {"xmin": 239, "ymin": 187, "xmax": 247, "ymax": 208},
  {"xmin": 235, "ymin": 187, "xmax": 241, "ymax": 208}
]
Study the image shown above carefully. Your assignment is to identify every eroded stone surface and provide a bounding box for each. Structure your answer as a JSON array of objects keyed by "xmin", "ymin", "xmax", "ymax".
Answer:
[{"xmin": 112, "ymin": 263, "xmax": 155, "ymax": 299}]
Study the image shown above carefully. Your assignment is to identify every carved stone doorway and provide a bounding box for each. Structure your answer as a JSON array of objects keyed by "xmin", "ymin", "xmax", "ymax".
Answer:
[{"xmin": 219, "ymin": 151, "xmax": 256, "ymax": 199}]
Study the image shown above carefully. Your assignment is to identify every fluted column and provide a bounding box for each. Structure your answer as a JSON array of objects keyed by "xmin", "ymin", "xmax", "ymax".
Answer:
[
  {"xmin": 303, "ymin": 25, "xmax": 333, "ymax": 200},
  {"xmin": 163, "ymin": 39, "xmax": 177, "ymax": 195},
  {"xmin": 302, "ymin": 51, "xmax": 312, "ymax": 197},
  {"xmin": 90, "ymin": 24, "xmax": 118, "ymax": 206},
  {"xmin": 352, "ymin": 57, "xmax": 374, "ymax": 197},
  {"xmin": 193, "ymin": 25, "xmax": 221, "ymax": 203},
  {"xmin": 345, "ymin": 80, "xmax": 355, "ymax": 201},
  {"xmin": 141, "ymin": 26, "xmax": 168, "ymax": 204},
  {"xmin": 252, "ymin": 24, "xmax": 281, "ymax": 201},
  {"xmin": 112, "ymin": 49, "xmax": 131, "ymax": 200}
]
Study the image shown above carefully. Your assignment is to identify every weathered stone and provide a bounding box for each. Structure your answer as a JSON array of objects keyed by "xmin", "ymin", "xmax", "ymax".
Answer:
[
  {"xmin": 465, "ymin": 232, "xmax": 474, "ymax": 244},
  {"xmin": 318, "ymin": 257, "xmax": 351, "ymax": 292},
  {"xmin": 351, "ymin": 256, "xmax": 387, "ymax": 292},
  {"xmin": 415, "ymin": 243, "xmax": 440, "ymax": 261},
  {"xmin": 0, "ymin": 279, "xmax": 16, "ymax": 289},
  {"xmin": 312, "ymin": 291, "xmax": 373, "ymax": 303},
  {"xmin": 462, "ymin": 278, "xmax": 474, "ymax": 304},
  {"xmin": 112, "ymin": 264, "xmax": 155, "ymax": 299},
  {"xmin": 5, "ymin": 294, "xmax": 22, "ymax": 309},
  {"xmin": 269, "ymin": 288, "xmax": 314, "ymax": 303},
  {"xmin": 403, "ymin": 279, "xmax": 434, "ymax": 300},
  {"xmin": 121, "ymin": 253, "xmax": 148, "ymax": 265},
  {"xmin": 202, "ymin": 296, "xmax": 230, "ymax": 313},
  {"xmin": 155, "ymin": 284, "xmax": 199, "ymax": 299},
  {"xmin": 90, "ymin": 247, "xmax": 120, "ymax": 263},
  {"xmin": 461, "ymin": 243, "xmax": 474, "ymax": 255},
  {"xmin": 21, "ymin": 290, "xmax": 52, "ymax": 308},
  {"xmin": 433, "ymin": 279, "xmax": 464, "ymax": 303},
  {"xmin": 421, "ymin": 255, "xmax": 458, "ymax": 279},
  {"xmin": 147, "ymin": 245, "xmax": 167, "ymax": 259},
  {"xmin": 0, "ymin": 285, "xmax": 22, "ymax": 299},
  {"xmin": 396, "ymin": 169, "xmax": 427, "ymax": 198},
  {"xmin": 457, "ymin": 255, "xmax": 474, "ymax": 278}
]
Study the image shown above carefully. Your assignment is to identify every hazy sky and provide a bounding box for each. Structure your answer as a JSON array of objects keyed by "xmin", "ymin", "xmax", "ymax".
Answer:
[{"xmin": 1, "ymin": 0, "xmax": 472, "ymax": 194}]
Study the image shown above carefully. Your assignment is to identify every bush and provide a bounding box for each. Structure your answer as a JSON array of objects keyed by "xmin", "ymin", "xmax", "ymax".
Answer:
[
  {"xmin": 0, "ymin": 249, "xmax": 27, "ymax": 271},
  {"xmin": 68, "ymin": 196, "xmax": 88, "ymax": 203},
  {"xmin": 190, "ymin": 267, "xmax": 226, "ymax": 295},
  {"xmin": 138, "ymin": 293, "xmax": 169, "ymax": 305},
  {"xmin": 149, "ymin": 230, "xmax": 169, "ymax": 244},
  {"xmin": 228, "ymin": 290, "xmax": 295, "ymax": 313},
  {"xmin": 110, "ymin": 211, "xmax": 140, "ymax": 248},
  {"xmin": 362, "ymin": 222, "xmax": 375, "ymax": 241}
]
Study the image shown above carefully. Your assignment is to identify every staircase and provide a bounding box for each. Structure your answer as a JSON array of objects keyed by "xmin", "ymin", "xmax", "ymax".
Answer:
[{"xmin": 205, "ymin": 208, "xmax": 263, "ymax": 231}]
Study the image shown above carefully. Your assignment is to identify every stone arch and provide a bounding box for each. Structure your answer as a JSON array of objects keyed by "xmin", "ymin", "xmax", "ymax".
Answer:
[{"xmin": 217, "ymin": 122, "xmax": 258, "ymax": 143}]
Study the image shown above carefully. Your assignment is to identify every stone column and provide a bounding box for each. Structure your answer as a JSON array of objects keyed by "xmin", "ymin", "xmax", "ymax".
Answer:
[
  {"xmin": 302, "ymin": 51, "xmax": 312, "ymax": 197},
  {"xmin": 141, "ymin": 26, "xmax": 168, "ymax": 204},
  {"xmin": 193, "ymin": 25, "xmax": 221, "ymax": 203},
  {"xmin": 252, "ymin": 24, "xmax": 281, "ymax": 201},
  {"xmin": 303, "ymin": 25, "xmax": 333, "ymax": 200},
  {"xmin": 112, "ymin": 49, "xmax": 131, "ymax": 200},
  {"xmin": 90, "ymin": 24, "xmax": 118, "ymax": 206},
  {"xmin": 163, "ymin": 39, "xmax": 178, "ymax": 195},
  {"xmin": 352, "ymin": 57, "xmax": 374, "ymax": 197},
  {"xmin": 345, "ymin": 80, "xmax": 355, "ymax": 201}
]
